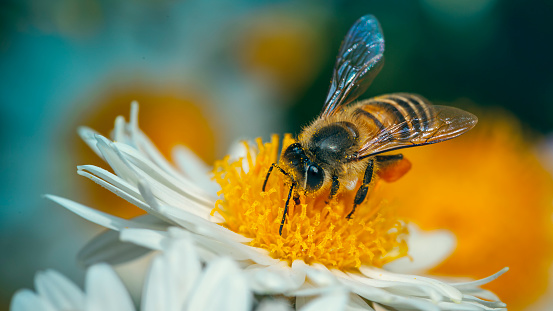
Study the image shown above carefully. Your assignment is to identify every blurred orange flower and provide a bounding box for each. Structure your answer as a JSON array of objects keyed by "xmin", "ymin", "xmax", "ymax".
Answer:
[{"xmin": 379, "ymin": 104, "xmax": 553, "ymax": 310}]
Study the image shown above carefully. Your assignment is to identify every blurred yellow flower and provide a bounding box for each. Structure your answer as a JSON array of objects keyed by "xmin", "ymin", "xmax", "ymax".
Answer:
[{"xmin": 379, "ymin": 105, "xmax": 553, "ymax": 310}]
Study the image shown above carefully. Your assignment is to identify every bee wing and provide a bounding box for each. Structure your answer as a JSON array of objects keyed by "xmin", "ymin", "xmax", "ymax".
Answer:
[
  {"xmin": 355, "ymin": 93, "xmax": 478, "ymax": 158},
  {"xmin": 321, "ymin": 15, "xmax": 385, "ymax": 118}
]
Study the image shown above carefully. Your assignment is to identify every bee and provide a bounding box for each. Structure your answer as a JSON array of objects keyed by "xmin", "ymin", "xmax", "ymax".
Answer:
[{"xmin": 263, "ymin": 15, "xmax": 478, "ymax": 235}]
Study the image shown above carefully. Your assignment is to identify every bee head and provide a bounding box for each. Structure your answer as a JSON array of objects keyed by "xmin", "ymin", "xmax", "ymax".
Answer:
[{"xmin": 282, "ymin": 143, "xmax": 325, "ymax": 192}]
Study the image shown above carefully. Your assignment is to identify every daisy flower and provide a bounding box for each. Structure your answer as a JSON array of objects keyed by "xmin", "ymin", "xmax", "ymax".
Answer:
[{"xmin": 48, "ymin": 103, "xmax": 508, "ymax": 310}]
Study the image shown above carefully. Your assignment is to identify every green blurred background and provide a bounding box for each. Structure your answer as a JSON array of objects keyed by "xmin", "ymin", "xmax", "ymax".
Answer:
[{"xmin": 1, "ymin": 0, "xmax": 552, "ymax": 310}]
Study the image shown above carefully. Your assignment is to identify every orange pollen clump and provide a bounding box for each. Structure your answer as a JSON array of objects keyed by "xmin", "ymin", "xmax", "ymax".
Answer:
[{"xmin": 212, "ymin": 134, "xmax": 408, "ymax": 269}]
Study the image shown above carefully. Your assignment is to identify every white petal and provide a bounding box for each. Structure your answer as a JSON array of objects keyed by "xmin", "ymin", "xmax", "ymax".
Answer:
[
  {"xmin": 95, "ymin": 134, "xmax": 140, "ymax": 184},
  {"xmin": 78, "ymin": 229, "xmax": 152, "ymax": 266},
  {"xmin": 256, "ymin": 299, "xmax": 293, "ymax": 311},
  {"xmin": 293, "ymin": 261, "xmax": 337, "ymax": 287},
  {"xmin": 85, "ymin": 264, "xmax": 135, "ymax": 311},
  {"xmin": 157, "ymin": 203, "xmax": 243, "ymax": 240},
  {"xmin": 384, "ymin": 224, "xmax": 456, "ymax": 274},
  {"xmin": 114, "ymin": 142, "xmax": 216, "ymax": 206},
  {"xmin": 34, "ymin": 270, "xmax": 85, "ymax": 309},
  {"xmin": 172, "ymin": 145, "xmax": 220, "ymax": 195},
  {"xmin": 432, "ymin": 300, "xmax": 493, "ymax": 310},
  {"xmin": 359, "ymin": 266, "xmax": 463, "ymax": 302},
  {"xmin": 462, "ymin": 289, "xmax": 501, "ymax": 302},
  {"xmin": 10, "ymin": 289, "xmax": 57, "ymax": 311},
  {"xmin": 461, "ymin": 295, "xmax": 507, "ymax": 309},
  {"xmin": 78, "ymin": 126, "xmax": 104, "ymax": 161},
  {"xmin": 186, "ymin": 258, "xmax": 252, "ymax": 311},
  {"xmin": 167, "ymin": 238, "xmax": 203, "ymax": 310},
  {"xmin": 112, "ymin": 116, "xmax": 127, "ymax": 143},
  {"xmin": 120, "ymin": 228, "xmax": 168, "ymax": 251},
  {"xmin": 346, "ymin": 293, "xmax": 375, "ymax": 311},
  {"xmin": 129, "ymin": 101, "xmax": 140, "ymax": 146},
  {"xmin": 189, "ymin": 233, "xmax": 276, "ymax": 265},
  {"xmin": 141, "ymin": 255, "xmax": 168, "ymax": 311},
  {"xmin": 243, "ymin": 262, "xmax": 306, "ymax": 294},
  {"xmin": 335, "ymin": 274, "xmax": 440, "ymax": 311},
  {"xmin": 77, "ymin": 165, "xmax": 152, "ymax": 213},
  {"xmin": 344, "ymin": 270, "xmax": 447, "ymax": 302},
  {"xmin": 46, "ymin": 195, "xmax": 150, "ymax": 231},
  {"xmin": 162, "ymin": 228, "xmax": 258, "ymax": 265},
  {"xmin": 298, "ymin": 290, "xmax": 348, "ymax": 311},
  {"xmin": 135, "ymin": 178, "xmax": 223, "ymax": 228},
  {"xmin": 450, "ymin": 268, "xmax": 509, "ymax": 290},
  {"xmin": 142, "ymin": 237, "xmax": 202, "ymax": 311}
]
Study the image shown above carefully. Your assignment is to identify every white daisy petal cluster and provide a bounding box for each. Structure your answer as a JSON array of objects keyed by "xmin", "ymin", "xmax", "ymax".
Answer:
[
  {"xmin": 39, "ymin": 103, "xmax": 507, "ymax": 310},
  {"xmin": 11, "ymin": 237, "xmax": 253, "ymax": 311},
  {"xmin": 13, "ymin": 235, "xmax": 349, "ymax": 311}
]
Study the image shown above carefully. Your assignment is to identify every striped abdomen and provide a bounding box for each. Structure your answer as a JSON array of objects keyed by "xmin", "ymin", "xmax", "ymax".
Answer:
[{"xmin": 347, "ymin": 93, "xmax": 477, "ymax": 157}]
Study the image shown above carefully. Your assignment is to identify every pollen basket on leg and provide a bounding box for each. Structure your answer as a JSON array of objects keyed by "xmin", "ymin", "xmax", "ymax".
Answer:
[{"xmin": 213, "ymin": 134, "xmax": 408, "ymax": 269}]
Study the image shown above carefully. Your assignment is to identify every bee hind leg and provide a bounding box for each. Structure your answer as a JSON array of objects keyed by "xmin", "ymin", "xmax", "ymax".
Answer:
[
  {"xmin": 347, "ymin": 158, "xmax": 374, "ymax": 219},
  {"xmin": 375, "ymin": 154, "xmax": 411, "ymax": 182}
]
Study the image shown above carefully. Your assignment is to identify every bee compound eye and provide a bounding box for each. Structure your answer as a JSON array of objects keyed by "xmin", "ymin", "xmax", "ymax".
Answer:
[
  {"xmin": 283, "ymin": 143, "xmax": 307, "ymax": 168},
  {"xmin": 306, "ymin": 164, "xmax": 325, "ymax": 191}
]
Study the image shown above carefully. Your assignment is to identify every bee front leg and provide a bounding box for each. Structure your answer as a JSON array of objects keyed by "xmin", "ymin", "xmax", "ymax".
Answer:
[
  {"xmin": 328, "ymin": 175, "xmax": 340, "ymax": 201},
  {"xmin": 347, "ymin": 158, "xmax": 374, "ymax": 219}
]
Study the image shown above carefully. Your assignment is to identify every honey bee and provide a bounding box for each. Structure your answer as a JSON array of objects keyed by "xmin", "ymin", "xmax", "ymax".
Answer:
[{"xmin": 263, "ymin": 15, "xmax": 478, "ymax": 235}]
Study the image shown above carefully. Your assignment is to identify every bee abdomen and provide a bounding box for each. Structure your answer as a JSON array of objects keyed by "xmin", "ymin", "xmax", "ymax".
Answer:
[{"xmin": 352, "ymin": 93, "xmax": 433, "ymax": 141}]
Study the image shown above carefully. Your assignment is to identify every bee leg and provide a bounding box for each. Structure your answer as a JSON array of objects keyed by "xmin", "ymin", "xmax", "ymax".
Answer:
[
  {"xmin": 375, "ymin": 154, "xmax": 404, "ymax": 163},
  {"xmin": 280, "ymin": 181, "xmax": 296, "ymax": 236},
  {"xmin": 263, "ymin": 163, "xmax": 288, "ymax": 191},
  {"xmin": 347, "ymin": 158, "xmax": 374, "ymax": 219},
  {"xmin": 375, "ymin": 154, "xmax": 411, "ymax": 183},
  {"xmin": 328, "ymin": 175, "xmax": 340, "ymax": 202}
]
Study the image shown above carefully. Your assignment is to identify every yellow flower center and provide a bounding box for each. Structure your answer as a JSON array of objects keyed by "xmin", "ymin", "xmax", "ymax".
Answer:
[{"xmin": 213, "ymin": 134, "xmax": 408, "ymax": 269}]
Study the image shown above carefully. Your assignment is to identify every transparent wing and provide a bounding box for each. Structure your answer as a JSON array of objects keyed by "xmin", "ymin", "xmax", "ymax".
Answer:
[
  {"xmin": 355, "ymin": 94, "xmax": 478, "ymax": 158},
  {"xmin": 321, "ymin": 15, "xmax": 385, "ymax": 118}
]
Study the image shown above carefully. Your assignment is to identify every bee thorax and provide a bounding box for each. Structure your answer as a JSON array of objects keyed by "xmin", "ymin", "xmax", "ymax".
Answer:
[{"xmin": 307, "ymin": 122, "xmax": 359, "ymax": 166}]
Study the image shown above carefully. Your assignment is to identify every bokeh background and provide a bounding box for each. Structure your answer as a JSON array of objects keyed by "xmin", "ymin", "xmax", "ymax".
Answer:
[{"xmin": 1, "ymin": 0, "xmax": 552, "ymax": 310}]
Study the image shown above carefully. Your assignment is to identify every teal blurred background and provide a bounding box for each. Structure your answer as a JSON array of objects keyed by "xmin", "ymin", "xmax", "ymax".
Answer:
[{"xmin": 1, "ymin": 0, "xmax": 552, "ymax": 310}]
